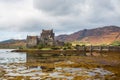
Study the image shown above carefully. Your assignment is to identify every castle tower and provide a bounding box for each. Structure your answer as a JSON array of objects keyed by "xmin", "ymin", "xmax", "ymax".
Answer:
[{"xmin": 40, "ymin": 29, "xmax": 55, "ymax": 46}]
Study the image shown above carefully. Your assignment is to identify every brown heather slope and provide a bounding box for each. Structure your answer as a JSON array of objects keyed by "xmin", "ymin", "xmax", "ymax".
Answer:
[
  {"xmin": 56, "ymin": 26, "xmax": 120, "ymax": 45},
  {"xmin": 0, "ymin": 39, "xmax": 26, "ymax": 49}
]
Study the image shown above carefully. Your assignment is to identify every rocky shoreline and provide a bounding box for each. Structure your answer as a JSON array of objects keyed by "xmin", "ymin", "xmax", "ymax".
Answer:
[{"xmin": 5, "ymin": 49, "xmax": 119, "ymax": 79}]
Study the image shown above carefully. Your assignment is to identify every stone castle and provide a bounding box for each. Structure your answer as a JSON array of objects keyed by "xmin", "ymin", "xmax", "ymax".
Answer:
[{"xmin": 26, "ymin": 29, "xmax": 64, "ymax": 48}]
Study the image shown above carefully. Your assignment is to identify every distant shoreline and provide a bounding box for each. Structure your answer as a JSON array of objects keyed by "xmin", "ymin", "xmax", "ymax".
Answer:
[{"xmin": 11, "ymin": 48, "xmax": 120, "ymax": 54}]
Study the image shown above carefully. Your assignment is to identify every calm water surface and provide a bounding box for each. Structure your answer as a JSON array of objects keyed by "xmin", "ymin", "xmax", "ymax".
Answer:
[{"xmin": 0, "ymin": 49, "xmax": 26, "ymax": 63}]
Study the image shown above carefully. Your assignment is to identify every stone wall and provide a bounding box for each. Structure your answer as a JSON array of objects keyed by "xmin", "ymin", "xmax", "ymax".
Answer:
[{"xmin": 26, "ymin": 36, "xmax": 38, "ymax": 48}]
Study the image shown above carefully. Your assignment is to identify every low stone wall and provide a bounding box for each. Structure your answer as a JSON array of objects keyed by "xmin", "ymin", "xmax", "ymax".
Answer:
[
  {"xmin": 11, "ymin": 46, "xmax": 120, "ymax": 56},
  {"xmin": 76, "ymin": 46, "xmax": 120, "ymax": 52}
]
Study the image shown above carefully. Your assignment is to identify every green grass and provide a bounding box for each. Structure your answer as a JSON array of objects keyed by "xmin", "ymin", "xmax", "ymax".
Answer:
[{"xmin": 40, "ymin": 48, "xmax": 52, "ymax": 50}]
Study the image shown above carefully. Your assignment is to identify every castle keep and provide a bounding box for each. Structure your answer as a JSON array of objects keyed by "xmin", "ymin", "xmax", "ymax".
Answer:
[
  {"xmin": 26, "ymin": 36, "xmax": 38, "ymax": 48},
  {"xmin": 26, "ymin": 29, "xmax": 55, "ymax": 48}
]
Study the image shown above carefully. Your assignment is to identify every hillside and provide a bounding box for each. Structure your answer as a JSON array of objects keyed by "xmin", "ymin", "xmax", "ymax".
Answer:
[
  {"xmin": 0, "ymin": 39, "xmax": 26, "ymax": 49},
  {"xmin": 56, "ymin": 26, "xmax": 120, "ymax": 45}
]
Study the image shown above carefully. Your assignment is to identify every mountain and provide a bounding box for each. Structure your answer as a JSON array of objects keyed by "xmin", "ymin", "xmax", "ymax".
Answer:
[
  {"xmin": 56, "ymin": 26, "xmax": 120, "ymax": 45},
  {"xmin": 0, "ymin": 25, "xmax": 120, "ymax": 48},
  {"xmin": 55, "ymin": 34, "xmax": 68, "ymax": 42},
  {"xmin": 0, "ymin": 39, "xmax": 17, "ymax": 43},
  {"xmin": 0, "ymin": 39, "xmax": 26, "ymax": 49}
]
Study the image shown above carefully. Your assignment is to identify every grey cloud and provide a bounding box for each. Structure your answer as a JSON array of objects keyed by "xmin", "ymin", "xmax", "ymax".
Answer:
[
  {"xmin": 0, "ymin": 0, "xmax": 120, "ymax": 40},
  {"xmin": 34, "ymin": 0, "xmax": 120, "ymax": 25},
  {"xmin": 0, "ymin": 0, "xmax": 24, "ymax": 3},
  {"xmin": 34, "ymin": 0, "xmax": 85, "ymax": 16},
  {"xmin": 18, "ymin": 18, "xmax": 54, "ymax": 32},
  {"xmin": 12, "ymin": 0, "xmax": 120, "ymax": 33}
]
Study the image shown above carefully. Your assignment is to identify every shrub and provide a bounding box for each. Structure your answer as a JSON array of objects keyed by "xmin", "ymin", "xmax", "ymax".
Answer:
[
  {"xmin": 51, "ymin": 47, "xmax": 60, "ymax": 50},
  {"xmin": 37, "ymin": 43, "xmax": 45, "ymax": 49},
  {"xmin": 111, "ymin": 41, "xmax": 120, "ymax": 46}
]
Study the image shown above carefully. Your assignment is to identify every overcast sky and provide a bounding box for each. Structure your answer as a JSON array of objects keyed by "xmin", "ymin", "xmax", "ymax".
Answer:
[{"xmin": 0, "ymin": 0, "xmax": 120, "ymax": 41}]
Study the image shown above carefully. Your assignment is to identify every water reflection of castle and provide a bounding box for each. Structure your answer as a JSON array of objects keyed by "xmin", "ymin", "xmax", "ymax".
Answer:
[{"xmin": 26, "ymin": 29, "xmax": 64, "ymax": 48}]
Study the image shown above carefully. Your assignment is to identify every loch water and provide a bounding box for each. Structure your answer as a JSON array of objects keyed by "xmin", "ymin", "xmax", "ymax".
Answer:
[{"xmin": 0, "ymin": 49, "xmax": 117, "ymax": 80}]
